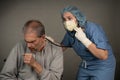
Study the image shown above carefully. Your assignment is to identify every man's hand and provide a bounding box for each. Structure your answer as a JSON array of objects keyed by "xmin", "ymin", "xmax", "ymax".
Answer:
[
  {"xmin": 23, "ymin": 53, "xmax": 43, "ymax": 73},
  {"xmin": 74, "ymin": 27, "xmax": 92, "ymax": 48},
  {"xmin": 23, "ymin": 53, "xmax": 36, "ymax": 67}
]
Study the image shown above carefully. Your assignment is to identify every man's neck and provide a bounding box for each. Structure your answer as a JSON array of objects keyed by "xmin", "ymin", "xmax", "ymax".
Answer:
[{"xmin": 39, "ymin": 40, "xmax": 46, "ymax": 52}]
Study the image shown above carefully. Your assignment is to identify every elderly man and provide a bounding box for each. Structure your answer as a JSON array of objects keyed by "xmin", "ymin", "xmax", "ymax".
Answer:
[{"xmin": 0, "ymin": 20, "xmax": 63, "ymax": 80}]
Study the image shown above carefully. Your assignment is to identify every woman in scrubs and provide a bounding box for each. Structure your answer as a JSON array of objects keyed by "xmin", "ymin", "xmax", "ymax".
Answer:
[{"xmin": 61, "ymin": 6, "xmax": 116, "ymax": 80}]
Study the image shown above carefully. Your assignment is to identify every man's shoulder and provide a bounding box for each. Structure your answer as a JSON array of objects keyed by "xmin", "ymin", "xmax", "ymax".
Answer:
[
  {"xmin": 14, "ymin": 40, "xmax": 25, "ymax": 46},
  {"xmin": 47, "ymin": 41, "xmax": 62, "ymax": 49},
  {"xmin": 12, "ymin": 40, "xmax": 26, "ymax": 51},
  {"xmin": 46, "ymin": 41, "xmax": 63, "ymax": 55}
]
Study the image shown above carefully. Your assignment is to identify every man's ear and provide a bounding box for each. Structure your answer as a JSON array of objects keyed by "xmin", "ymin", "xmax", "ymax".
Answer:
[
  {"xmin": 42, "ymin": 34, "xmax": 45, "ymax": 38},
  {"xmin": 41, "ymin": 35, "xmax": 45, "ymax": 40}
]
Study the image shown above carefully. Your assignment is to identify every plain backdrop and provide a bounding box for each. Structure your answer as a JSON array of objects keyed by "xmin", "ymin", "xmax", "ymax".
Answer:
[{"xmin": 0, "ymin": 0, "xmax": 120, "ymax": 80}]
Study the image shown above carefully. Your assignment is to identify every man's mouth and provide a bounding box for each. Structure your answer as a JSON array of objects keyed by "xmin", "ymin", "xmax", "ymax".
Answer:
[{"xmin": 29, "ymin": 48, "xmax": 35, "ymax": 51}]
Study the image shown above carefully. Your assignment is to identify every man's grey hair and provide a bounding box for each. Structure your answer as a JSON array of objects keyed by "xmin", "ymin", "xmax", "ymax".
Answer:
[{"xmin": 23, "ymin": 20, "xmax": 45, "ymax": 37}]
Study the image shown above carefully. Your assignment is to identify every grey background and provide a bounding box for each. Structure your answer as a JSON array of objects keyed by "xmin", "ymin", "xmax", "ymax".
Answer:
[{"xmin": 0, "ymin": 0, "xmax": 120, "ymax": 80}]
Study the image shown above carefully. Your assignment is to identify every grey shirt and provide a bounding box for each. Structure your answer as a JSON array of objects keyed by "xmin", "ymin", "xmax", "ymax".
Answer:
[{"xmin": 0, "ymin": 40, "xmax": 63, "ymax": 80}]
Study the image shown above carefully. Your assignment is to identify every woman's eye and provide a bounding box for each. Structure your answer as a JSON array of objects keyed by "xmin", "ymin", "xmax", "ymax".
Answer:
[
  {"xmin": 62, "ymin": 17, "xmax": 66, "ymax": 21},
  {"xmin": 62, "ymin": 17, "xmax": 73, "ymax": 21},
  {"xmin": 68, "ymin": 17, "xmax": 72, "ymax": 20}
]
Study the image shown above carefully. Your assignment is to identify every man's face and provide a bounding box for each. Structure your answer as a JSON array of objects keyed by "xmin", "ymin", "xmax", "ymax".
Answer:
[{"xmin": 24, "ymin": 22, "xmax": 45, "ymax": 52}]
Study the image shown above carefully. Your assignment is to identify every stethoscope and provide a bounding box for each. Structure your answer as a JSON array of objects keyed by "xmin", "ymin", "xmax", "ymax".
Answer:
[
  {"xmin": 45, "ymin": 31, "xmax": 76, "ymax": 48},
  {"xmin": 45, "ymin": 24, "xmax": 85, "ymax": 48}
]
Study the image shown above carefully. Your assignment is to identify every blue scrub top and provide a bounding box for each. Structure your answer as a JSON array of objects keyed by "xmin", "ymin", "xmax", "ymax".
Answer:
[{"xmin": 61, "ymin": 21, "xmax": 116, "ymax": 69}]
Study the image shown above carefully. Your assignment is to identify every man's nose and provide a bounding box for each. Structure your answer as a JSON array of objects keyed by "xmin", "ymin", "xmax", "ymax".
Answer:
[{"xmin": 27, "ymin": 43, "xmax": 32, "ymax": 48}]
